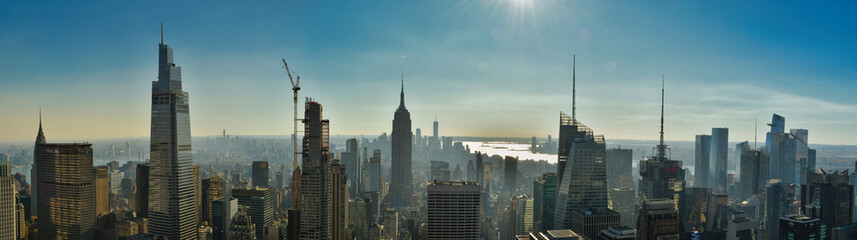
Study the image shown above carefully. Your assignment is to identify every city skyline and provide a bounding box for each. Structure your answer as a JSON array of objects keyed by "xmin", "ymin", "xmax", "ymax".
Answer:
[{"xmin": 2, "ymin": 1, "xmax": 857, "ymax": 145}]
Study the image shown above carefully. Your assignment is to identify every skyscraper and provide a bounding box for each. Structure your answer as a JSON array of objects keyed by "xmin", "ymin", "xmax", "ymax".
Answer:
[
  {"xmin": 343, "ymin": 138, "xmax": 361, "ymax": 198},
  {"xmin": 766, "ymin": 114, "xmax": 798, "ymax": 184},
  {"xmin": 330, "ymin": 161, "xmax": 349, "ymax": 240},
  {"xmin": 801, "ymin": 170, "xmax": 853, "ymax": 230},
  {"xmin": 710, "ymin": 128, "xmax": 729, "ymax": 193},
  {"xmin": 252, "ymin": 161, "xmax": 270, "ymax": 188},
  {"xmin": 148, "ymin": 24, "xmax": 197, "ymax": 239},
  {"xmin": 739, "ymin": 149, "xmax": 768, "ymax": 200},
  {"xmin": 476, "ymin": 152, "xmax": 484, "ymax": 187},
  {"xmin": 299, "ymin": 100, "xmax": 332, "ymax": 239},
  {"xmin": 430, "ymin": 161, "xmax": 451, "ymax": 182},
  {"xmin": 636, "ymin": 199, "xmax": 680, "ymax": 240},
  {"xmin": 427, "ymin": 181, "xmax": 481, "ymax": 240},
  {"xmin": 533, "ymin": 172, "xmax": 557, "ymax": 232},
  {"xmin": 232, "ymin": 187, "xmax": 276, "ymax": 240},
  {"xmin": 606, "ymin": 148, "xmax": 633, "ymax": 189},
  {"xmin": 695, "ymin": 134, "xmax": 712, "ymax": 187},
  {"xmin": 348, "ymin": 199, "xmax": 368, "ymax": 240},
  {"xmin": 202, "ymin": 175, "xmax": 225, "ymax": 225},
  {"xmin": 34, "ymin": 123, "xmax": 96, "ymax": 239},
  {"xmin": 638, "ymin": 79, "xmax": 685, "ymax": 204},
  {"xmin": 511, "ymin": 195, "xmax": 534, "ymax": 235},
  {"xmin": 505, "ymin": 156, "xmax": 519, "ymax": 194},
  {"xmin": 779, "ymin": 215, "xmax": 823, "ymax": 240},
  {"xmin": 0, "ymin": 161, "xmax": 15, "ymax": 240},
  {"xmin": 367, "ymin": 149, "xmax": 382, "ymax": 193},
  {"xmin": 382, "ymin": 208, "xmax": 398, "ymax": 239},
  {"xmin": 212, "ymin": 197, "xmax": 238, "ymax": 240},
  {"xmin": 136, "ymin": 163, "xmax": 150, "ymax": 218},
  {"xmin": 94, "ymin": 166, "xmax": 110, "ymax": 220},
  {"xmin": 555, "ymin": 57, "xmax": 609, "ymax": 230},
  {"xmin": 390, "ymin": 77, "xmax": 414, "ymax": 208}
]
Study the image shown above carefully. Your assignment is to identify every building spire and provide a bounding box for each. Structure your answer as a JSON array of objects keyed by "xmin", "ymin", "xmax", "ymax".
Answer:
[
  {"xmin": 572, "ymin": 54, "xmax": 576, "ymax": 121},
  {"xmin": 36, "ymin": 108, "xmax": 46, "ymax": 144},
  {"xmin": 160, "ymin": 21, "xmax": 164, "ymax": 44},
  {"xmin": 398, "ymin": 73, "xmax": 406, "ymax": 109},
  {"xmin": 656, "ymin": 75, "xmax": 667, "ymax": 160}
]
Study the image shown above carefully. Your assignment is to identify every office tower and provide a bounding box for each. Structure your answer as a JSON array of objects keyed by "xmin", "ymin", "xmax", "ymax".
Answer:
[
  {"xmin": 0, "ymin": 161, "xmax": 15, "ymax": 239},
  {"xmin": 148, "ymin": 24, "xmax": 197, "ymax": 239},
  {"xmin": 194, "ymin": 164, "xmax": 202, "ymax": 226},
  {"xmin": 202, "ymin": 175, "xmax": 225, "ymax": 225},
  {"xmin": 233, "ymin": 187, "xmax": 275, "ymax": 240},
  {"xmin": 608, "ymin": 187, "xmax": 636, "ymax": 228},
  {"xmin": 596, "ymin": 226, "xmax": 636, "ymax": 240},
  {"xmin": 212, "ymin": 198, "xmax": 237, "ymax": 240},
  {"xmin": 382, "ymin": 208, "xmax": 398, "ymax": 239},
  {"xmin": 779, "ymin": 215, "xmax": 823, "ymax": 240},
  {"xmin": 466, "ymin": 160, "xmax": 476, "ymax": 182},
  {"xmin": 34, "ymin": 124, "xmax": 95, "ymax": 239},
  {"xmin": 695, "ymin": 134, "xmax": 712, "ymax": 187},
  {"xmin": 390, "ymin": 78, "xmax": 414, "ymax": 208},
  {"xmin": 512, "ymin": 195, "xmax": 534, "ymax": 235},
  {"xmin": 801, "ymin": 170, "xmax": 853, "ymax": 230},
  {"xmin": 476, "ymin": 153, "xmax": 484, "ymax": 186},
  {"xmin": 427, "ymin": 181, "xmax": 481, "ymax": 240},
  {"xmin": 331, "ymin": 161, "xmax": 349, "ymax": 240},
  {"xmin": 570, "ymin": 208, "xmax": 621, "ymax": 240},
  {"xmin": 710, "ymin": 128, "xmax": 729, "ymax": 193},
  {"xmin": 726, "ymin": 210, "xmax": 756, "ymax": 240},
  {"xmin": 766, "ymin": 180, "xmax": 798, "ymax": 240},
  {"xmin": 430, "ymin": 161, "xmax": 451, "ymax": 182},
  {"xmin": 554, "ymin": 116, "xmax": 608, "ymax": 229},
  {"xmin": 505, "ymin": 156, "xmax": 519, "ymax": 194},
  {"xmin": 433, "ymin": 118, "xmax": 439, "ymax": 139},
  {"xmin": 735, "ymin": 141, "xmax": 749, "ymax": 176},
  {"xmin": 739, "ymin": 149, "xmax": 768, "ymax": 200},
  {"xmin": 678, "ymin": 187, "xmax": 711, "ymax": 236},
  {"xmin": 367, "ymin": 150, "xmax": 382, "ymax": 193},
  {"xmin": 416, "ymin": 128, "xmax": 422, "ymax": 148},
  {"xmin": 636, "ymin": 199, "xmax": 680, "ymax": 240},
  {"xmin": 533, "ymin": 172, "xmax": 557, "ymax": 232},
  {"xmin": 15, "ymin": 202, "xmax": 25, "ymax": 240},
  {"xmin": 343, "ymin": 138, "xmax": 361, "ymax": 198},
  {"xmin": 299, "ymin": 100, "xmax": 332, "ymax": 239},
  {"xmin": 606, "ymin": 148, "xmax": 633, "ymax": 189},
  {"xmin": 348, "ymin": 199, "xmax": 368, "ymax": 240},
  {"xmin": 95, "ymin": 166, "xmax": 110, "ymax": 219},
  {"xmin": 252, "ymin": 161, "xmax": 270, "ymax": 188},
  {"xmin": 136, "ymin": 163, "xmax": 150, "ymax": 218},
  {"xmin": 227, "ymin": 207, "xmax": 256, "ymax": 240}
]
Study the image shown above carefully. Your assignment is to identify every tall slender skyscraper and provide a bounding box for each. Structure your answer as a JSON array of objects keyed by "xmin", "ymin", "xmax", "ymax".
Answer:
[
  {"xmin": 148, "ymin": 23, "xmax": 197, "ymax": 239},
  {"xmin": 299, "ymin": 100, "xmax": 332, "ymax": 239},
  {"xmin": 136, "ymin": 163, "xmax": 150, "ymax": 218},
  {"xmin": 343, "ymin": 138, "xmax": 361, "ymax": 198},
  {"xmin": 390, "ymin": 76, "xmax": 413, "ymax": 208},
  {"xmin": 34, "ymin": 123, "xmax": 96, "ymax": 240},
  {"xmin": 555, "ymin": 56, "xmax": 609, "ymax": 230},
  {"xmin": 710, "ymin": 128, "xmax": 729, "ymax": 193},
  {"xmin": 694, "ymin": 135, "xmax": 711, "ymax": 187},
  {"xmin": 330, "ymin": 161, "xmax": 349, "ymax": 240},
  {"xmin": 504, "ymin": 156, "xmax": 518, "ymax": 195}
]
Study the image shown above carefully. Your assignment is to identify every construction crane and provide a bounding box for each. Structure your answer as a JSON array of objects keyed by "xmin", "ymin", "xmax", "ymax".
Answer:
[{"xmin": 283, "ymin": 58, "xmax": 301, "ymax": 208}]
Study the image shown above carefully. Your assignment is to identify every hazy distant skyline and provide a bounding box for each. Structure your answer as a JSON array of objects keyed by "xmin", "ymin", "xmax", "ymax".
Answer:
[{"xmin": 2, "ymin": 1, "xmax": 856, "ymax": 144}]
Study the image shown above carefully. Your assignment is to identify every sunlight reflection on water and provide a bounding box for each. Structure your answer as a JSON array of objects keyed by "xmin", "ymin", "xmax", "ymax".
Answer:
[{"xmin": 462, "ymin": 141, "xmax": 557, "ymax": 164}]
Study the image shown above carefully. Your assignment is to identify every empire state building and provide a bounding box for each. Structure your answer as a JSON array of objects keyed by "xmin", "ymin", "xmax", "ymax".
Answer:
[{"xmin": 389, "ymin": 77, "xmax": 413, "ymax": 208}]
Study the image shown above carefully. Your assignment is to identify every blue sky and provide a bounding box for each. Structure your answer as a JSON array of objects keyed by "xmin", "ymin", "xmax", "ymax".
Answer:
[{"xmin": 1, "ymin": 0, "xmax": 856, "ymax": 145}]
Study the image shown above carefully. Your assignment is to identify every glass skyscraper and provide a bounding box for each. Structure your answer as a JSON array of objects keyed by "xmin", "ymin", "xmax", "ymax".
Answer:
[
  {"xmin": 710, "ymin": 128, "xmax": 729, "ymax": 193},
  {"xmin": 148, "ymin": 26, "xmax": 197, "ymax": 239}
]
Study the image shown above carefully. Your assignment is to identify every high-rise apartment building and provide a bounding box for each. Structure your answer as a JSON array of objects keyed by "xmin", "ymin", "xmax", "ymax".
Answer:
[
  {"xmin": 34, "ymin": 124, "xmax": 96, "ymax": 239},
  {"xmin": 636, "ymin": 199, "xmax": 679, "ymax": 240},
  {"xmin": 148, "ymin": 24, "xmax": 197, "ymax": 239},
  {"xmin": 427, "ymin": 181, "xmax": 481, "ymax": 240},
  {"xmin": 390, "ymin": 79, "xmax": 414, "ymax": 208},
  {"xmin": 533, "ymin": 172, "xmax": 557, "ymax": 232},
  {"xmin": 299, "ymin": 100, "xmax": 332, "ymax": 239},
  {"xmin": 252, "ymin": 161, "xmax": 270, "ymax": 188},
  {"xmin": 233, "ymin": 187, "xmax": 276, "ymax": 240},
  {"xmin": 695, "ymin": 134, "xmax": 711, "ymax": 188},
  {"xmin": 710, "ymin": 128, "xmax": 729, "ymax": 193}
]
